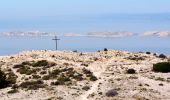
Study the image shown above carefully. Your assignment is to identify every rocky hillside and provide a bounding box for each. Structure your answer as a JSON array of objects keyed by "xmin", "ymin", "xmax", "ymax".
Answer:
[{"xmin": 0, "ymin": 50, "xmax": 170, "ymax": 100}]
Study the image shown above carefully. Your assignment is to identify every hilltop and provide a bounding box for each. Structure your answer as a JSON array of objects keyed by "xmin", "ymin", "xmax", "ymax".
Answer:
[{"xmin": 0, "ymin": 50, "xmax": 170, "ymax": 100}]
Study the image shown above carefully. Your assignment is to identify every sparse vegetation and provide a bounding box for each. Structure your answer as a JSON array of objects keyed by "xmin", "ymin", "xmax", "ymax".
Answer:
[
  {"xmin": 40, "ymin": 71, "xmax": 47, "ymax": 75},
  {"xmin": 82, "ymin": 68, "xmax": 92, "ymax": 75},
  {"xmin": 55, "ymin": 75, "xmax": 71, "ymax": 85},
  {"xmin": 2, "ymin": 50, "xmax": 170, "ymax": 99},
  {"xmin": 14, "ymin": 60, "xmax": 55, "ymax": 69},
  {"xmin": 42, "ymin": 69, "xmax": 61, "ymax": 80},
  {"xmin": 42, "ymin": 67, "xmax": 84, "ymax": 82},
  {"xmin": 32, "ymin": 74, "xmax": 41, "ymax": 79},
  {"xmin": 72, "ymin": 73, "xmax": 83, "ymax": 81},
  {"xmin": 20, "ymin": 80, "xmax": 46, "ymax": 90},
  {"xmin": 105, "ymin": 89, "xmax": 118, "ymax": 97},
  {"xmin": 32, "ymin": 60, "xmax": 49, "ymax": 67},
  {"xmin": 51, "ymin": 81, "xmax": 60, "ymax": 86},
  {"xmin": 153, "ymin": 53, "xmax": 157, "ymax": 56},
  {"xmin": 7, "ymin": 89, "xmax": 18, "ymax": 94},
  {"xmin": 82, "ymin": 68, "xmax": 97, "ymax": 81},
  {"xmin": 159, "ymin": 54, "xmax": 167, "ymax": 59},
  {"xmin": 17, "ymin": 66, "xmax": 36, "ymax": 75},
  {"xmin": 12, "ymin": 84, "xmax": 19, "ymax": 89},
  {"xmin": 42, "ymin": 75, "xmax": 50, "ymax": 80},
  {"xmin": 14, "ymin": 60, "xmax": 56, "ymax": 75},
  {"xmin": 51, "ymin": 75, "xmax": 71, "ymax": 86},
  {"xmin": 89, "ymin": 75, "xmax": 98, "ymax": 81},
  {"xmin": 153, "ymin": 62, "xmax": 170, "ymax": 73},
  {"xmin": 42, "ymin": 67, "xmax": 85, "ymax": 86},
  {"xmin": 73, "ymin": 50, "xmax": 78, "ymax": 52},
  {"xmin": 82, "ymin": 86, "xmax": 90, "ymax": 91},
  {"xmin": 0, "ymin": 70, "xmax": 11, "ymax": 89},
  {"xmin": 104, "ymin": 48, "xmax": 108, "ymax": 51},
  {"xmin": 159, "ymin": 83, "xmax": 164, "ymax": 86},
  {"xmin": 22, "ymin": 61, "xmax": 32, "ymax": 66},
  {"xmin": 6, "ymin": 71, "xmax": 18, "ymax": 84},
  {"xmin": 13, "ymin": 64, "xmax": 24, "ymax": 68},
  {"xmin": 146, "ymin": 52, "xmax": 151, "ymax": 54},
  {"xmin": 155, "ymin": 77, "xmax": 165, "ymax": 81},
  {"xmin": 81, "ymin": 63, "xmax": 89, "ymax": 67},
  {"xmin": 126, "ymin": 56, "xmax": 145, "ymax": 61}
]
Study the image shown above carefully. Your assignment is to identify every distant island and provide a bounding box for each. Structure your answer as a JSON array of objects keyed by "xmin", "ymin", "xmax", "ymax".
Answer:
[
  {"xmin": 87, "ymin": 32, "xmax": 134, "ymax": 37},
  {"xmin": 0, "ymin": 31, "xmax": 57, "ymax": 37},
  {"xmin": 1, "ymin": 31, "xmax": 170, "ymax": 37}
]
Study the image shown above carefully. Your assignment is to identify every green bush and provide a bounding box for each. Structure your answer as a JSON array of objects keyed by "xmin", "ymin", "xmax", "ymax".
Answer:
[
  {"xmin": 6, "ymin": 72, "xmax": 18, "ymax": 84},
  {"xmin": 82, "ymin": 86, "xmax": 90, "ymax": 91},
  {"xmin": 13, "ymin": 64, "xmax": 24, "ymax": 68},
  {"xmin": 82, "ymin": 68, "xmax": 97, "ymax": 81},
  {"xmin": 7, "ymin": 89, "xmax": 18, "ymax": 94},
  {"xmin": 42, "ymin": 68, "xmax": 75, "ymax": 80},
  {"xmin": 153, "ymin": 53, "xmax": 157, "ymax": 56},
  {"xmin": 104, "ymin": 48, "xmax": 108, "ymax": 51},
  {"xmin": 50, "ymin": 69, "xmax": 61, "ymax": 75},
  {"xmin": 32, "ymin": 74, "xmax": 41, "ymax": 79},
  {"xmin": 42, "ymin": 75, "xmax": 50, "ymax": 80},
  {"xmin": 22, "ymin": 61, "xmax": 32, "ymax": 66},
  {"xmin": 89, "ymin": 75, "xmax": 98, "ymax": 81},
  {"xmin": 51, "ymin": 81, "xmax": 60, "ymax": 85},
  {"xmin": 20, "ymin": 80, "xmax": 45, "ymax": 90},
  {"xmin": 0, "ymin": 70, "xmax": 11, "ymax": 89},
  {"xmin": 58, "ymin": 75, "xmax": 71, "ymax": 82},
  {"xmin": 12, "ymin": 84, "xmax": 19, "ymax": 89},
  {"xmin": 126, "ymin": 69, "xmax": 136, "ymax": 74},
  {"xmin": 51, "ymin": 75, "xmax": 71, "ymax": 86},
  {"xmin": 73, "ymin": 50, "xmax": 78, "ymax": 52},
  {"xmin": 32, "ymin": 60, "xmax": 49, "ymax": 67},
  {"xmin": 153, "ymin": 62, "xmax": 170, "ymax": 73},
  {"xmin": 159, "ymin": 54, "xmax": 167, "ymax": 59},
  {"xmin": 146, "ymin": 52, "xmax": 151, "ymax": 54},
  {"xmin": 17, "ymin": 66, "xmax": 36, "ymax": 75},
  {"xmin": 127, "ymin": 56, "xmax": 145, "ymax": 61},
  {"xmin": 14, "ymin": 61, "xmax": 32, "ymax": 68},
  {"xmin": 45, "ymin": 69, "xmax": 61, "ymax": 80},
  {"xmin": 14, "ymin": 60, "xmax": 55, "ymax": 69},
  {"xmin": 82, "ymin": 68, "xmax": 92, "ymax": 75},
  {"xmin": 73, "ymin": 73, "xmax": 83, "ymax": 81},
  {"xmin": 40, "ymin": 71, "xmax": 47, "ymax": 75}
]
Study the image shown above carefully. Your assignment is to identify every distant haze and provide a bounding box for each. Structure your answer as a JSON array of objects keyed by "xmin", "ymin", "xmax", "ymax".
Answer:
[
  {"xmin": 0, "ymin": 13, "xmax": 170, "ymax": 33},
  {"xmin": 0, "ymin": 0, "xmax": 170, "ymax": 33}
]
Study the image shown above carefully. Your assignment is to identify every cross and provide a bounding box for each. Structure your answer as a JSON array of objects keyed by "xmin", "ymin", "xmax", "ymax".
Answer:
[{"xmin": 52, "ymin": 36, "xmax": 60, "ymax": 50}]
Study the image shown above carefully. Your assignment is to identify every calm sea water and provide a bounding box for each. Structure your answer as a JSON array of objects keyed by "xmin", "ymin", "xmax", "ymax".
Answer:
[
  {"xmin": 0, "ymin": 13, "xmax": 170, "ymax": 55},
  {"xmin": 0, "ymin": 13, "xmax": 170, "ymax": 33},
  {"xmin": 0, "ymin": 36, "xmax": 170, "ymax": 56}
]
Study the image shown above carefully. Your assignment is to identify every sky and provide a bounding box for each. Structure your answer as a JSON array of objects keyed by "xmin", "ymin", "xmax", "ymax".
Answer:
[
  {"xmin": 0, "ymin": 0, "xmax": 170, "ymax": 33},
  {"xmin": 0, "ymin": 0, "xmax": 170, "ymax": 18}
]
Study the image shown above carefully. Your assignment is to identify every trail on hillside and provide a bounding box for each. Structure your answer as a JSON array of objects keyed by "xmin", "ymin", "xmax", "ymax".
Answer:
[{"xmin": 80, "ymin": 56, "xmax": 115, "ymax": 100}]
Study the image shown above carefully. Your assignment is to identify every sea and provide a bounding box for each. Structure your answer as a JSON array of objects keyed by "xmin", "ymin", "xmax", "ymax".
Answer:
[{"xmin": 0, "ymin": 13, "xmax": 170, "ymax": 56}]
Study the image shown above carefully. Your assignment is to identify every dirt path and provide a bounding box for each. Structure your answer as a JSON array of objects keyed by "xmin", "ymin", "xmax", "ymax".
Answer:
[{"xmin": 80, "ymin": 57, "xmax": 115, "ymax": 100}]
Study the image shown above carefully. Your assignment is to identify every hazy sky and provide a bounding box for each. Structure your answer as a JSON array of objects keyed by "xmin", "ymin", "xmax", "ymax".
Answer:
[{"xmin": 0, "ymin": 0, "xmax": 170, "ymax": 18}]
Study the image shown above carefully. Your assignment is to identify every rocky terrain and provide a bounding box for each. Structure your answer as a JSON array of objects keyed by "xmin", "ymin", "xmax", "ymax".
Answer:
[{"xmin": 0, "ymin": 50, "xmax": 170, "ymax": 100}]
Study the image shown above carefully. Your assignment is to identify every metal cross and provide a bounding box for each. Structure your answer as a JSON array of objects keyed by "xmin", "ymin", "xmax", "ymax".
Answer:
[{"xmin": 52, "ymin": 36, "xmax": 60, "ymax": 50}]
